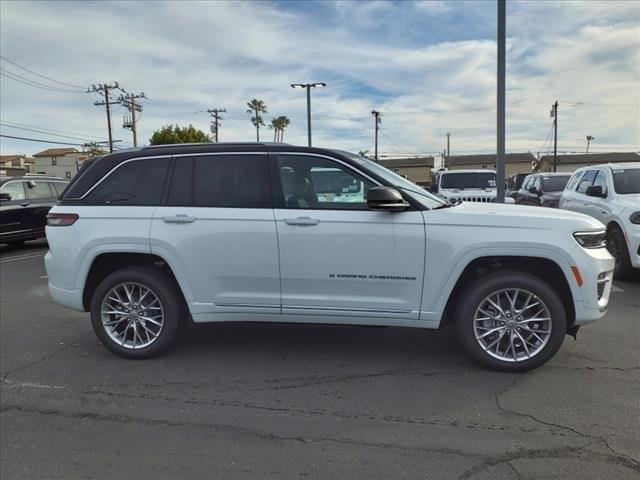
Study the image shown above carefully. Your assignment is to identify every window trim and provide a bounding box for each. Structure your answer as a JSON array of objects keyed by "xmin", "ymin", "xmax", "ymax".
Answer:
[
  {"xmin": 0, "ymin": 180, "xmax": 28, "ymax": 201},
  {"xmin": 165, "ymin": 152, "xmax": 272, "ymax": 209},
  {"xmin": 270, "ymin": 152, "xmax": 383, "ymax": 211}
]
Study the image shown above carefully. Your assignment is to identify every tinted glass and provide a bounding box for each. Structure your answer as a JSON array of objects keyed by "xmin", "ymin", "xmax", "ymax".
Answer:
[
  {"xmin": 51, "ymin": 182, "xmax": 68, "ymax": 196},
  {"xmin": 440, "ymin": 172, "xmax": 496, "ymax": 189},
  {"xmin": 576, "ymin": 170, "xmax": 597, "ymax": 194},
  {"xmin": 541, "ymin": 175, "xmax": 570, "ymax": 192},
  {"xmin": 612, "ymin": 168, "xmax": 640, "ymax": 194},
  {"xmin": 86, "ymin": 157, "xmax": 170, "ymax": 205},
  {"xmin": 193, "ymin": 154, "xmax": 270, "ymax": 208},
  {"xmin": 167, "ymin": 157, "xmax": 193, "ymax": 206},
  {"xmin": 277, "ymin": 155, "xmax": 374, "ymax": 210},
  {"xmin": 0, "ymin": 181, "xmax": 26, "ymax": 201},
  {"xmin": 592, "ymin": 171, "xmax": 608, "ymax": 192},
  {"xmin": 26, "ymin": 181, "xmax": 53, "ymax": 199}
]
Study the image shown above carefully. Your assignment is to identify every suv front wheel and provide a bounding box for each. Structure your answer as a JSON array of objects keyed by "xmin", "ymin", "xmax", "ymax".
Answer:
[
  {"xmin": 455, "ymin": 271, "xmax": 567, "ymax": 371},
  {"xmin": 90, "ymin": 266, "xmax": 184, "ymax": 359}
]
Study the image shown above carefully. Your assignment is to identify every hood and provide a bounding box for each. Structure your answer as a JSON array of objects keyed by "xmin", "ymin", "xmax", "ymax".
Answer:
[
  {"xmin": 428, "ymin": 201, "xmax": 605, "ymax": 232},
  {"xmin": 616, "ymin": 194, "xmax": 640, "ymax": 211}
]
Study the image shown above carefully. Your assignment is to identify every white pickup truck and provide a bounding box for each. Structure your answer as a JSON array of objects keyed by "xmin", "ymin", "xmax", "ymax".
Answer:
[{"xmin": 44, "ymin": 144, "xmax": 614, "ymax": 371}]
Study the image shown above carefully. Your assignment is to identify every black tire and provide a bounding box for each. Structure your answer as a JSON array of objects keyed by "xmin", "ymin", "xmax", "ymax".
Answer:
[
  {"xmin": 606, "ymin": 226, "xmax": 635, "ymax": 280},
  {"xmin": 90, "ymin": 266, "xmax": 184, "ymax": 359},
  {"xmin": 455, "ymin": 270, "xmax": 567, "ymax": 372}
]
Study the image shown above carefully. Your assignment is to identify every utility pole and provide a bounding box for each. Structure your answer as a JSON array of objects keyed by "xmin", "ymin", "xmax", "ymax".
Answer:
[
  {"xmin": 206, "ymin": 108, "xmax": 226, "ymax": 143},
  {"xmin": 551, "ymin": 100, "xmax": 559, "ymax": 172},
  {"xmin": 120, "ymin": 92, "xmax": 145, "ymax": 148},
  {"xmin": 291, "ymin": 83, "xmax": 326, "ymax": 147},
  {"xmin": 586, "ymin": 135, "xmax": 594, "ymax": 154},
  {"xmin": 446, "ymin": 132, "xmax": 451, "ymax": 165},
  {"xmin": 89, "ymin": 83, "xmax": 123, "ymax": 153},
  {"xmin": 371, "ymin": 110, "xmax": 381, "ymax": 161},
  {"xmin": 496, "ymin": 0, "xmax": 506, "ymax": 203}
]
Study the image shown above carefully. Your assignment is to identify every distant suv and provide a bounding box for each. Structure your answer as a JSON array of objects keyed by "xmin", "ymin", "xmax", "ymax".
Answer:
[
  {"xmin": 0, "ymin": 175, "xmax": 69, "ymax": 246},
  {"xmin": 45, "ymin": 144, "xmax": 614, "ymax": 371},
  {"xmin": 433, "ymin": 169, "xmax": 515, "ymax": 204},
  {"xmin": 516, "ymin": 173, "xmax": 571, "ymax": 208},
  {"xmin": 560, "ymin": 163, "xmax": 640, "ymax": 279}
]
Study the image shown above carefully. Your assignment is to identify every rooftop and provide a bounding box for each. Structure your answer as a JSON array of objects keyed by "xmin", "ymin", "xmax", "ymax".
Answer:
[
  {"xmin": 33, "ymin": 148, "xmax": 79, "ymax": 157},
  {"xmin": 539, "ymin": 152, "xmax": 640, "ymax": 164}
]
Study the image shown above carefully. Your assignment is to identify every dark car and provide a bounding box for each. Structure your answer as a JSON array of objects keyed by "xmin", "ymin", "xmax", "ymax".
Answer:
[
  {"xmin": 516, "ymin": 172, "xmax": 572, "ymax": 208},
  {"xmin": 0, "ymin": 175, "xmax": 69, "ymax": 246},
  {"xmin": 506, "ymin": 172, "xmax": 530, "ymax": 199}
]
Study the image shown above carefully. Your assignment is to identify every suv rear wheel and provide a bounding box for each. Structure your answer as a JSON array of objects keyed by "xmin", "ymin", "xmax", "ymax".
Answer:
[
  {"xmin": 455, "ymin": 270, "xmax": 567, "ymax": 371},
  {"xmin": 90, "ymin": 266, "xmax": 184, "ymax": 359}
]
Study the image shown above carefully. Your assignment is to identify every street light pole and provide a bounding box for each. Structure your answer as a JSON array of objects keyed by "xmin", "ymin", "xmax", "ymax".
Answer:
[
  {"xmin": 291, "ymin": 82, "xmax": 326, "ymax": 147},
  {"xmin": 496, "ymin": 0, "xmax": 506, "ymax": 203}
]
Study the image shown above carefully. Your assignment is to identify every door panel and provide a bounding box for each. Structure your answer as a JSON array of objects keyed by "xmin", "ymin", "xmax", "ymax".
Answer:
[
  {"xmin": 24, "ymin": 180, "xmax": 56, "ymax": 236},
  {"xmin": 272, "ymin": 153, "xmax": 425, "ymax": 319},
  {"xmin": 0, "ymin": 181, "xmax": 28, "ymax": 239}
]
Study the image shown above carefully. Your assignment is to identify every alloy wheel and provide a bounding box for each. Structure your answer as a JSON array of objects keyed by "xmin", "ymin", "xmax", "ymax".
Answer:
[
  {"xmin": 473, "ymin": 288, "xmax": 552, "ymax": 362},
  {"xmin": 100, "ymin": 282, "xmax": 164, "ymax": 349}
]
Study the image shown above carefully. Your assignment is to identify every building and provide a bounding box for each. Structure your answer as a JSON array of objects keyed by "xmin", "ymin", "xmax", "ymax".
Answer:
[
  {"xmin": 536, "ymin": 152, "xmax": 640, "ymax": 173},
  {"xmin": 0, "ymin": 154, "xmax": 35, "ymax": 176},
  {"xmin": 443, "ymin": 153, "xmax": 536, "ymax": 177},
  {"xmin": 31, "ymin": 148, "xmax": 89, "ymax": 178},
  {"xmin": 378, "ymin": 157, "xmax": 435, "ymax": 185}
]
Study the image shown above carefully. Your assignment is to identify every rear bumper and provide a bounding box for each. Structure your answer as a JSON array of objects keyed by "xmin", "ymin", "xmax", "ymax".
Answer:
[{"xmin": 45, "ymin": 251, "xmax": 85, "ymax": 311}]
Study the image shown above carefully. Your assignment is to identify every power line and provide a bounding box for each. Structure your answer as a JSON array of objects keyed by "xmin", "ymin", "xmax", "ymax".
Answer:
[
  {"xmin": 0, "ymin": 134, "xmax": 86, "ymax": 146},
  {"xmin": 89, "ymin": 83, "xmax": 124, "ymax": 153},
  {"xmin": 119, "ymin": 92, "xmax": 146, "ymax": 147},
  {"xmin": 206, "ymin": 108, "xmax": 226, "ymax": 143},
  {"xmin": 0, "ymin": 120, "xmax": 106, "ymax": 141},
  {"xmin": 0, "ymin": 68, "xmax": 86, "ymax": 93},
  {"xmin": 0, "ymin": 56, "xmax": 86, "ymax": 89},
  {"xmin": 0, "ymin": 122, "xmax": 105, "ymax": 143},
  {"xmin": 379, "ymin": 131, "xmax": 418, "ymax": 156}
]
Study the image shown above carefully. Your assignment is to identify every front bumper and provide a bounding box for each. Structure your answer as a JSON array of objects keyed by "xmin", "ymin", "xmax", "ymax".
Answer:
[
  {"xmin": 571, "ymin": 246, "xmax": 615, "ymax": 325},
  {"xmin": 627, "ymin": 230, "xmax": 640, "ymax": 269}
]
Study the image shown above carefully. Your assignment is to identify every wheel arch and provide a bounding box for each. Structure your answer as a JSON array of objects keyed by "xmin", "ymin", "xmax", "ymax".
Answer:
[
  {"xmin": 82, "ymin": 252, "xmax": 190, "ymax": 312},
  {"xmin": 440, "ymin": 255, "xmax": 576, "ymax": 332}
]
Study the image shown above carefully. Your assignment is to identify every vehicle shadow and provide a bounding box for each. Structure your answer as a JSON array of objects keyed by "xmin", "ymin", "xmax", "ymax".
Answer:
[{"xmin": 0, "ymin": 238, "xmax": 48, "ymax": 254}]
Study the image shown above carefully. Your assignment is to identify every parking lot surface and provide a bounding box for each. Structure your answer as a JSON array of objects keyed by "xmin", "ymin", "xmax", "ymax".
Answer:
[{"xmin": 1, "ymin": 240, "xmax": 639, "ymax": 479}]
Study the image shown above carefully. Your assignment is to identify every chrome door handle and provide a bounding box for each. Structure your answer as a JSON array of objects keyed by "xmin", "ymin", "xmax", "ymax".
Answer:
[
  {"xmin": 162, "ymin": 214, "xmax": 196, "ymax": 224},
  {"xmin": 284, "ymin": 217, "xmax": 320, "ymax": 226}
]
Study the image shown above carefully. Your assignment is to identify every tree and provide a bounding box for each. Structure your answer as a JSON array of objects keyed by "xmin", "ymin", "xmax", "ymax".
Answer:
[
  {"xmin": 276, "ymin": 115, "xmax": 290, "ymax": 142},
  {"xmin": 269, "ymin": 118, "xmax": 279, "ymax": 142},
  {"xmin": 83, "ymin": 142, "xmax": 107, "ymax": 157},
  {"xmin": 149, "ymin": 124, "xmax": 210, "ymax": 145},
  {"xmin": 246, "ymin": 99, "xmax": 267, "ymax": 142},
  {"xmin": 358, "ymin": 149, "xmax": 371, "ymax": 158}
]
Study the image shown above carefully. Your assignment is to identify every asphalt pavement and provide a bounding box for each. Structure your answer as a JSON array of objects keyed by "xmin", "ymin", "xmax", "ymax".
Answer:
[{"xmin": 1, "ymin": 240, "xmax": 639, "ymax": 479}]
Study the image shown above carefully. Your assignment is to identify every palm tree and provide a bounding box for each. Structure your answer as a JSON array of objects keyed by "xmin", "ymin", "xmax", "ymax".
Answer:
[
  {"xmin": 269, "ymin": 118, "xmax": 279, "ymax": 142},
  {"xmin": 246, "ymin": 99, "xmax": 267, "ymax": 142},
  {"xmin": 276, "ymin": 115, "xmax": 290, "ymax": 142},
  {"xmin": 358, "ymin": 149, "xmax": 370, "ymax": 158},
  {"xmin": 586, "ymin": 135, "xmax": 594, "ymax": 154}
]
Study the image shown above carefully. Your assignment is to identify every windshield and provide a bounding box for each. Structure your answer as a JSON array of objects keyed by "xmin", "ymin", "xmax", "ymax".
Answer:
[
  {"xmin": 336, "ymin": 151, "xmax": 446, "ymax": 209},
  {"xmin": 541, "ymin": 175, "xmax": 570, "ymax": 192},
  {"xmin": 612, "ymin": 168, "xmax": 640, "ymax": 194},
  {"xmin": 440, "ymin": 172, "xmax": 496, "ymax": 189}
]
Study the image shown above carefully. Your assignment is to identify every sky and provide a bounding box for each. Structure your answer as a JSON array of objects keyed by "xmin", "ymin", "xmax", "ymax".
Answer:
[{"xmin": 1, "ymin": 0, "xmax": 639, "ymax": 159}]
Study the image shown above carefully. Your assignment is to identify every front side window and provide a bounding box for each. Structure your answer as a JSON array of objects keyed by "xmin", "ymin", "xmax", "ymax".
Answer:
[
  {"xmin": 277, "ymin": 155, "xmax": 374, "ymax": 210},
  {"xmin": 576, "ymin": 170, "xmax": 597, "ymax": 194},
  {"xmin": 565, "ymin": 171, "xmax": 583, "ymax": 191},
  {"xmin": 167, "ymin": 154, "xmax": 271, "ymax": 208},
  {"xmin": 85, "ymin": 157, "xmax": 170, "ymax": 205},
  {"xmin": 26, "ymin": 181, "xmax": 53, "ymax": 199},
  {"xmin": 0, "ymin": 181, "xmax": 26, "ymax": 201},
  {"xmin": 592, "ymin": 170, "xmax": 608, "ymax": 193},
  {"xmin": 612, "ymin": 168, "xmax": 640, "ymax": 194}
]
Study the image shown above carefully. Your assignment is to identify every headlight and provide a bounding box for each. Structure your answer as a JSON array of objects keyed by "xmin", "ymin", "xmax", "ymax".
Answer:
[
  {"xmin": 630, "ymin": 212, "xmax": 640, "ymax": 224},
  {"xmin": 573, "ymin": 230, "xmax": 606, "ymax": 249}
]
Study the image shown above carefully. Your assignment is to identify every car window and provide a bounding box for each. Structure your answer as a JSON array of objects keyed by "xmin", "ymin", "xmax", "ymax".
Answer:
[
  {"xmin": 612, "ymin": 167, "xmax": 640, "ymax": 194},
  {"xmin": 277, "ymin": 155, "xmax": 375, "ymax": 210},
  {"xmin": 541, "ymin": 175, "xmax": 570, "ymax": 192},
  {"xmin": 521, "ymin": 176, "xmax": 532, "ymax": 190},
  {"xmin": 533, "ymin": 177, "xmax": 541, "ymax": 190},
  {"xmin": 51, "ymin": 182, "xmax": 68, "ymax": 196},
  {"xmin": 85, "ymin": 157, "xmax": 170, "ymax": 205},
  {"xmin": 168, "ymin": 154, "xmax": 271, "ymax": 208},
  {"xmin": 26, "ymin": 180, "xmax": 53, "ymax": 200},
  {"xmin": 592, "ymin": 170, "xmax": 608, "ymax": 192},
  {"xmin": 576, "ymin": 170, "xmax": 597, "ymax": 194},
  {"xmin": 565, "ymin": 171, "xmax": 583, "ymax": 191},
  {"xmin": 0, "ymin": 181, "xmax": 26, "ymax": 201}
]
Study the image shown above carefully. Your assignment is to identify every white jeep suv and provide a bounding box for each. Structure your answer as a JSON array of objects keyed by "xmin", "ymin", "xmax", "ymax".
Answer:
[
  {"xmin": 559, "ymin": 162, "xmax": 640, "ymax": 280},
  {"xmin": 45, "ymin": 144, "xmax": 614, "ymax": 371}
]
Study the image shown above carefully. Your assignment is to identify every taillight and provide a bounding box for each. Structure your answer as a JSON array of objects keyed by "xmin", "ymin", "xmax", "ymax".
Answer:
[{"xmin": 46, "ymin": 213, "xmax": 79, "ymax": 226}]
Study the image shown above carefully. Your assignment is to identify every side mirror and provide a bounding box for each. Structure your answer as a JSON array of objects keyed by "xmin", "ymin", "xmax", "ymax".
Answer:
[
  {"xmin": 0, "ymin": 192, "xmax": 11, "ymax": 202},
  {"xmin": 27, "ymin": 180, "xmax": 37, "ymax": 188},
  {"xmin": 528, "ymin": 186, "xmax": 539, "ymax": 195},
  {"xmin": 585, "ymin": 185, "xmax": 606, "ymax": 198},
  {"xmin": 367, "ymin": 186, "xmax": 409, "ymax": 212}
]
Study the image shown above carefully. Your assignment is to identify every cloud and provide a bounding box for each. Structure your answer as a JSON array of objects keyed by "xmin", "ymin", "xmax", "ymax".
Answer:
[{"xmin": 0, "ymin": 0, "xmax": 638, "ymax": 158}]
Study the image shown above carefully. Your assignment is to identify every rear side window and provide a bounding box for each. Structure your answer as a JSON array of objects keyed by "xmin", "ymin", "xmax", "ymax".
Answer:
[
  {"xmin": 576, "ymin": 170, "xmax": 597, "ymax": 194},
  {"xmin": 51, "ymin": 182, "xmax": 68, "ymax": 196},
  {"xmin": 26, "ymin": 181, "xmax": 53, "ymax": 199},
  {"xmin": 0, "ymin": 181, "xmax": 26, "ymax": 201},
  {"xmin": 85, "ymin": 157, "xmax": 170, "ymax": 205},
  {"xmin": 167, "ymin": 154, "xmax": 271, "ymax": 208}
]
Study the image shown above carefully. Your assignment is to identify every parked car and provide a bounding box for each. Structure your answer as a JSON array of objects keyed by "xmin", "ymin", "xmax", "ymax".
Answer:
[
  {"xmin": 560, "ymin": 162, "xmax": 640, "ymax": 280},
  {"xmin": 506, "ymin": 172, "xmax": 530, "ymax": 200},
  {"xmin": 0, "ymin": 175, "xmax": 69, "ymax": 246},
  {"xmin": 432, "ymin": 169, "xmax": 514, "ymax": 203},
  {"xmin": 45, "ymin": 143, "xmax": 614, "ymax": 371},
  {"xmin": 516, "ymin": 173, "xmax": 572, "ymax": 208}
]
